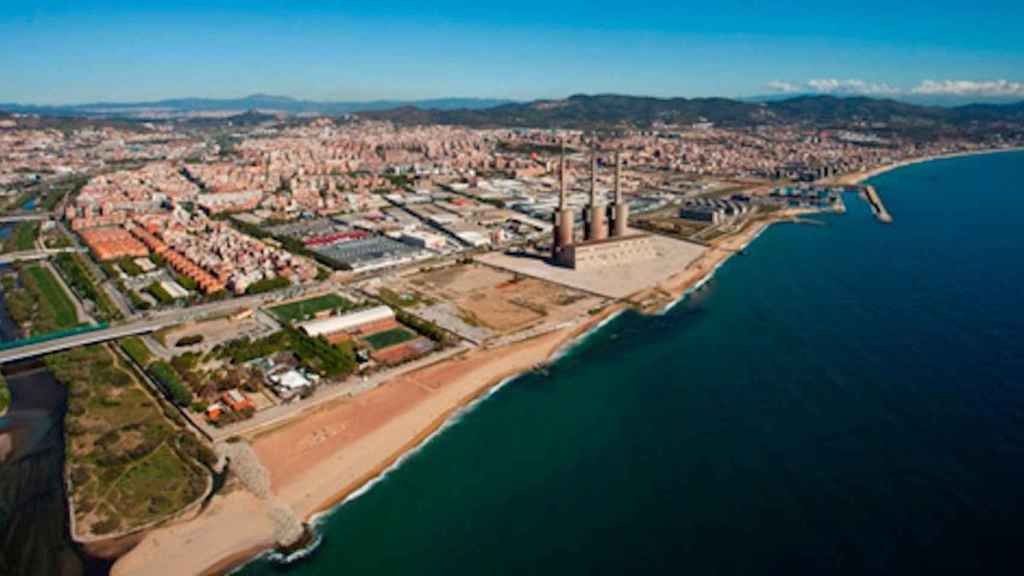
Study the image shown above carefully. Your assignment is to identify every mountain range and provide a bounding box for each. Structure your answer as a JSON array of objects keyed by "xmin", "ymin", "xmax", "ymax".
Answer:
[
  {"xmin": 3, "ymin": 93, "xmax": 1023, "ymax": 138},
  {"xmin": 0, "ymin": 94, "xmax": 514, "ymax": 117},
  {"xmin": 354, "ymin": 94, "xmax": 1024, "ymax": 140}
]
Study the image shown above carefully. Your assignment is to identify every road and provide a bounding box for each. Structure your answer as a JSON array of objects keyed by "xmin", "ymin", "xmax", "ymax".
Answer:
[
  {"xmin": 0, "ymin": 318, "xmax": 173, "ymax": 364},
  {"xmin": 0, "ymin": 213, "xmax": 51, "ymax": 223},
  {"xmin": 0, "ymin": 279, "xmax": 339, "ymax": 364},
  {"xmin": 0, "ymin": 247, "xmax": 85, "ymax": 265}
]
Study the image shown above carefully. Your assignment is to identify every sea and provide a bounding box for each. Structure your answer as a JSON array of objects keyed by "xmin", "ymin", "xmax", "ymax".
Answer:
[{"xmin": 237, "ymin": 151, "xmax": 1024, "ymax": 575}]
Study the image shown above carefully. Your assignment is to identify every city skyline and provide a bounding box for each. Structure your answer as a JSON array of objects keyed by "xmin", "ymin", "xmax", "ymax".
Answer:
[{"xmin": 3, "ymin": 1, "xmax": 1024, "ymax": 105}]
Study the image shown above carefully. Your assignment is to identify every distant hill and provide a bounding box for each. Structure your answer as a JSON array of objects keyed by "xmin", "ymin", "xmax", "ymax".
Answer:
[
  {"xmin": 3, "ymin": 93, "xmax": 1023, "ymax": 138},
  {"xmin": 0, "ymin": 94, "xmax": 515, "ymax": 117},
  {"xmin": 358, "ymin": 94, "xmax": 1024, "ymax": 134}
]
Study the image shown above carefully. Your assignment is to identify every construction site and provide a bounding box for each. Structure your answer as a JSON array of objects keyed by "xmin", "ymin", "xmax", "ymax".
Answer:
[{"xmin": 362, "ymin": 263, "xmax": 606, "ymax": 346}]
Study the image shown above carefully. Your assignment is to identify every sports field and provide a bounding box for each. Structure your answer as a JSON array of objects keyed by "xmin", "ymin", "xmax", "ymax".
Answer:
[
  {"xmin": 363, "ymin": 327, "xmax": 417, "ymax": 350},
  {"xmin": 270, "ymin": 293, "xmax": 353, "ymax": 322}
]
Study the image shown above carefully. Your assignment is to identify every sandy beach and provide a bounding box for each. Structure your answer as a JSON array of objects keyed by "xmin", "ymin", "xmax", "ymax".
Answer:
[{"xmin": 112, "ymin": 305, "xmax": 622, "ymax": 576}]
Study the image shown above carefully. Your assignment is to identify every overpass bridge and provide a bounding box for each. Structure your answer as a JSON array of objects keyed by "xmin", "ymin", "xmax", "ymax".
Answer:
[
  {"xmin": 0, "ymin": 319, "xmax": 173, "ymax": 365},
  {"xmin": 0, "ymin": 277, "xmax": 341, "ymax": 364},
  {"xmin": 0, "ymin": 247, "xmax": 85, "ymax": 265},
  {"xmin": 0, "ymin": 213, "xmax": 52, "ymax": 223}
]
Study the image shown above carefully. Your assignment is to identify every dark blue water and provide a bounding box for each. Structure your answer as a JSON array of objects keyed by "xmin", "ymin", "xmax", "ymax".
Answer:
[{"xmin": 241, "ymin": 151, "xmax": 1024, "ymax": 575}]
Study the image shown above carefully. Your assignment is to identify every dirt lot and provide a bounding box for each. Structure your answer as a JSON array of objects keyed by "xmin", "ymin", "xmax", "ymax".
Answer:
[
  {"xmin": 399, "ymin": 263, "xmax": 602, "ymax": 338},
  {"xmin": 162, "ymin": 312, "xmax": 278, "ymax": 353}
]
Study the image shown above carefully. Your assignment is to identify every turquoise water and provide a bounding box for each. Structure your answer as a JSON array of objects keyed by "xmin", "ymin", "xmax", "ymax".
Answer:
[{"xmin": 241, "ymin": 151, "xmax": 1024, "ymax": 575}]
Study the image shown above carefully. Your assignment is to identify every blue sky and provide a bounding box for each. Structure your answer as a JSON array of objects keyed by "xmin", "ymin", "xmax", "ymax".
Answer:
[{"xmin": 2, "ymin": 1, "xmax": 1023, "ymax": 104}]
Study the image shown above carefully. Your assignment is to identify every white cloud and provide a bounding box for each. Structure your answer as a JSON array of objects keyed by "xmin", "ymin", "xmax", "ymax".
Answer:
[
  {"xmin": 911, "ymin": 79, "xmax": 1024, "ymax": 98},
  {"xmin": 765, "ymin": 78, "xmax": 1024, "ymax": 100},
  {"xmin": 765, "ymin": 80, "xmax": 801, "ymax": 93},
  {"xmin": 765, "ymin": 78, "xmax": 899, "ymax": 96},
  {"xmin": 807, "ymin": 79, "xmax": 900, "ymax": 95}
]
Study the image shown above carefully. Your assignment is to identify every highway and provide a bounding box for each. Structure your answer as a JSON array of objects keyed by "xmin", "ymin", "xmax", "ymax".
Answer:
[
  {"xmin": 0, "ymin": 318, "xmax": 173, "ymax": 364},
  {"xmin": 0, "ymin": 213, "xmax": 51, "ymax": 223},
  {"xmin": 0, "ymin": 280, "xmax": 339, "ymax": 364},
  {"xmin": 0, "ymin": 247, "xmax": 85, "ymax": 265}
]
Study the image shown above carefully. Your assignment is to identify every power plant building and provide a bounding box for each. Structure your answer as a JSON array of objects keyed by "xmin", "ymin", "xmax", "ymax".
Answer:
[
  {"xmin": 551, "ymin": 143, "xmax": 654, "ymax": 269},
  {"xmin": 557, "ymin": 234, "xmax": 655, "ymax": 271}
]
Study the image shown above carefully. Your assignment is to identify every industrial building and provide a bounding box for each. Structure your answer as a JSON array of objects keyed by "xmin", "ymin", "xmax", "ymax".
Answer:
[
  {"xmin": 679, "ymin": 198, "xmax": 750, "ymax": 224},
  {"xmin": 551, "ymin": 144, "xmax": 653, "ymax": 269},
  {"xmin": 558, "ymin": 234, "xmax": 655, "ymax": 271},
  {"xmin": 297, "ymin": 305, "xmax": 395, "ymax": 338}
]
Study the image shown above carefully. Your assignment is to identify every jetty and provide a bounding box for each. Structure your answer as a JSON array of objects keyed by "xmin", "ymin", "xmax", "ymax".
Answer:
[{"xmin": 861, "ymin": 185, "xmax": 893, "ymax": 223}]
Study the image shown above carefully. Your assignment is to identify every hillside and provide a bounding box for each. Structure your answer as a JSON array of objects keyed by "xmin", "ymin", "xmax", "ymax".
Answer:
[
  {"xmin": 0, "ymin": 94, "xmax": 514, "ymax": 118},
  {"xmin": 358, "ymin": 94, "xmax": 1024, "ymax": 134}
]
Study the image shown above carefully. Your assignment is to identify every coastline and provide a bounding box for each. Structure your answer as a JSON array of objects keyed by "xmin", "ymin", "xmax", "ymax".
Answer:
[
  {"xmin": 112, "ymin": 305, "xmax": 624, "ymax": 576},
  {"xmin": 830, "ymin": 146, "xmax": 1024, "ymax": 186},
  {"xmin": 108, "ymin": 145, "xmax": 1024, "ymax": 576}
]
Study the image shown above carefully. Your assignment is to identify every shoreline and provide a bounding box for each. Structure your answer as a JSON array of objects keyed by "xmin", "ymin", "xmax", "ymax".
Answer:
[
  {"xmin": 112, "ymin": 305, "xmax": 625, "ymax": 576},
  {"xmin": 109, "ymin": 146, "xmax": 1024, "ymax": 576},
  {"xmin": 240, "ymin": 305, "xmax": 624, "ymax": 574},
  {"xmin": 293, "ymin": 303, "xmax": 624, "ymax": 522},
  {"xmin": 832, "ymin": 146, "xmax": 1024, "ymax": 186}
]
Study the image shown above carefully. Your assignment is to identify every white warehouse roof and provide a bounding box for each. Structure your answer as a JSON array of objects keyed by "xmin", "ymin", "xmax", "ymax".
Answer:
[{"xmin": 298, "ymin": 305, "xmax": 395, "ymax": 337}]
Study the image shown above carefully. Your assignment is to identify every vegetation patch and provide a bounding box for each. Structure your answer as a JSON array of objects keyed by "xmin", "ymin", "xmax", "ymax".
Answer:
[
  {"xmin": 245, "ymin": 275, "xmax": 291, "ymax": 295},
  {"xmin": 118, "ymin": 257, "xmax": 144, "ymax": 276},
  {"xmin": 119, "ymin": 337, "xmax": 152, "ymax": 367},
  {"xmin": 145, "ymin": 282, "xmax": 175, "ymax": 305},
  {"xmin": 1, "ymin": 222, "xmax": 38, "ymax": 253},
  {"xmin": 47, "ymin": 345, "xmax": 210, "ymax": 536},
  {"xmin": 3, "ymin": 265, "xmax": 80, "ymax": 336},
  {"xmin": 21, "ymin": 265, "xmax": 79, "ymax": 330},
  {"xmin": 54, "ymin": 252, "xmax": 122, "ymax": 321},
  {"xmin": 0, "ymin": 372, "xmax": 9, "ymax": 414},
  {"xmin": 396, "ymin": 309, "xmax": 454, "ymax": 345},
  {"xmin": 148, "ymin": 361, "xmax": 193, "ymax": 406},
  {"xmin": 217, "ymin": 327, "xmax": 357, "ymax": 378}
]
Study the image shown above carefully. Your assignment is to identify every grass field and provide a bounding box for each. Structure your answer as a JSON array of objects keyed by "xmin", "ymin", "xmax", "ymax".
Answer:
[
  {"xmin": 119, "ymin": 337, "xmax": 153, "ymax": 367},
  {"xmin": 363, "ymin": 327, "xmax": 417, "ymax": 350},
  {"xmin": 1, "ymin": 222, "xmax": 38, "ymax": 253},
  {"xmin": 22, "ymin": 265, "xmax": 79, "ymax": 330},
  {"xmin": 55, "ymin": 252, "xmax": 122, "ymax": 322},
  {"xmin": 269, "ymin": 293, "xmax": 353, "ymax": 322},
  {"xmin": 48, "ymin": 345, "xmax": 211, "ymax": 536},
  {"xmin": 0, "ymin": 373, "xmax": 9, "ymax": 414}
]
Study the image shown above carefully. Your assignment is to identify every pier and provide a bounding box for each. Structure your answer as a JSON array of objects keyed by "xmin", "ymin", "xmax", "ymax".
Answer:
[{"xmin": 861, "ymin": 185, "xmax": 893, "ymax": 223}]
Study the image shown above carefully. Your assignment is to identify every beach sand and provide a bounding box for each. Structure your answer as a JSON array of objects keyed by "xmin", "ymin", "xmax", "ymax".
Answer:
[
  {"xmin": 111, "ymin": 491, "xmax": 275, "ymax": 576},
  {"xmin": 112, "ymin": 306, "xmax": 621, "ymax": 576}
]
